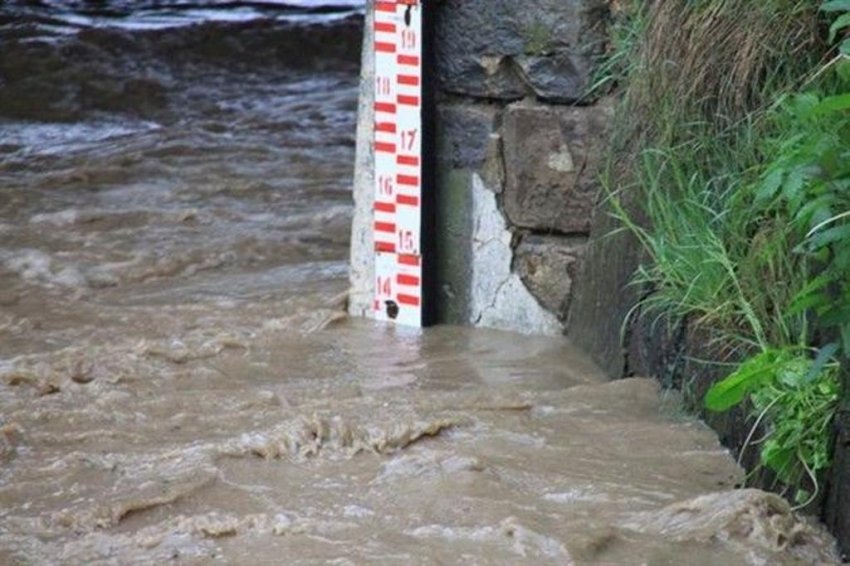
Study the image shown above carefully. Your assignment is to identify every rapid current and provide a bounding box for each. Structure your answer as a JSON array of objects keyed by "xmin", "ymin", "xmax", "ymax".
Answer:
[{"xmin": 0, "ymin": 2, "xmax": 843, "ymax": 564}]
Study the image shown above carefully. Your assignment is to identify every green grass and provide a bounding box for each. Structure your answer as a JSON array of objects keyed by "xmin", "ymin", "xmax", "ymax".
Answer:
[
  {"xmin": 586, "ymin": 0, "xmax": 648, "ymax": 98},
  {"xmin": 608, "ymin": 119, "xmax": 807, "ymax": 354},
  {"xmin": 602, "ymin": 0, "xmax": 850, "ymax": 505}
]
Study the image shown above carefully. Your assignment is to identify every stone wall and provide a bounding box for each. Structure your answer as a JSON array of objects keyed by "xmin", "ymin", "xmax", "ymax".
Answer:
[
  {"xmin": 431, "ymin": 0, "xmax": 611, "ymax": 334},
  {"xmin": 349, "ymin": 0, "xmax": 611, "ymax": 334}
]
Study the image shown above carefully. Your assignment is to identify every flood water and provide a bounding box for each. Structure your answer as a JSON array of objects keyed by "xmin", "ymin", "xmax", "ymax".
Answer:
[{"xmin": 0, "ymin": 3, "xmax": 842, "ymax": 564}]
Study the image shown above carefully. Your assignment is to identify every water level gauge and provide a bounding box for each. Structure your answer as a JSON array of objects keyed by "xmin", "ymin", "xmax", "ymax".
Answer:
[{"xmin": 372, "ymin": 0, "xmax": 428, "ymax": 328}]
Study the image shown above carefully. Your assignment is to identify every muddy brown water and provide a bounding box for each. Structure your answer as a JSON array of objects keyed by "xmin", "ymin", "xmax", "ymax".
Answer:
[{"xmin": 0, "ymin": 5, "xmax": 842, "ymax": 565}]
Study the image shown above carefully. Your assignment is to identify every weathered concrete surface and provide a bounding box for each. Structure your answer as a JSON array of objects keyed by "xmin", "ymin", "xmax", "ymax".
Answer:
[
  {"xmin": 432, "ymin": 168, "xmax": 474, "ymax": 325},
  {"xmin": 567, "ymin": 197, "xmax": 642, "ymax": 377},
  {"xmin": 469, "ymin": 174, "xmax": 562, "ymax": 335},
  {"xmin": 501, "ymin": 102, "xmax": 610, "ymax": 234},
  {"xmin": 347, "ymin": 1, "xmax": 375, "ymax": 318},
  {"xmin": 433, "ymin": 0, "xmax": 608, "ymax": 102},
  {"xmin": 826, "ymin": 378, "xmax": 850, "ymax": 561},
  {"xmin": 515, "ymin": 234, "xmax": 586, "ymax": 319},
  {"xmin": 430, "ymin": 103, "xmax": 499, "ymax": 325}
]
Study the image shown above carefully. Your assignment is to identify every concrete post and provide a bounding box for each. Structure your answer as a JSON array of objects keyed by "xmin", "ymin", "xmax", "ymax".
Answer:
[{"xmin": 347, "ymin": 1, "xmax": 375, "ymax": 318}]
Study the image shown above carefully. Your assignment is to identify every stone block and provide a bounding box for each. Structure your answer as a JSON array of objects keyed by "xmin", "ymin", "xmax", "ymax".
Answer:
[
  {"xmin": 501, "ymin": 102, "xmax": 610, "ymax": 234},
  {"xmin": 481, "ymin": 133, "xmax": 506, "ymax": 193},
  {"xmin": 436, "ymin": 103, "xmax": 498, "ymax": 169},
  {"xmin": 514, "ymin": 234, "xmax": 586, "ymax": 319},
  {"xmin": 515, "ymin": 51, "xmax": 590, "ymax": 103},
  {"xmin": 434, "ymin": 0, "xmax": 607, "ymax": 101}
]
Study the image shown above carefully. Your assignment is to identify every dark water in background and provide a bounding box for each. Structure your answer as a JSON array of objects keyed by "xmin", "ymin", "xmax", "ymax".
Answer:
[
  {"xmin": 1, "ymin": 1, "xmax": 364, "ymax": 32},
  {"xmin": 0, "ymin": 2, "xmax": 842, "ymax": 564},
  {"xmin": 0, "ymin": 0, "xmax": 364, "ymax": 124}
]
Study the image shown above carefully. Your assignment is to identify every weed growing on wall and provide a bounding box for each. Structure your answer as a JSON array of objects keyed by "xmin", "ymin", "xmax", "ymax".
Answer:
[
  {"xmin": 704, "ymin": 76, "xmax": 850, "ymax": 504},
  {"xmin": 587, "ymin": 0, "xmax": 648, "ymax": 97},
  {"xmin": 606, "ymin": 0, "xmax": 850, "ymax": 505},
  {"xmin": 706, "ymin": 347, "xmax": 840, "ymax": 505}
]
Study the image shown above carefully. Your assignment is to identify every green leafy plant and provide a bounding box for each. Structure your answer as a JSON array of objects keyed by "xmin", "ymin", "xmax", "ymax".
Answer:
[
  {"xmin": 751, "ymin": 358, "xmax": 839, "ymax": 504},
  {"xmin": 703, "ymin": 85, "xmax": 850, "ymax": 505},
  {"xmin": 606, "ymin": 0, "xmax": 849, "ymax": 508},
  {"xmin": 821, "ymin": 0, "xmax": 850, "ymax": 55},
  {"xmin": 706, "ymin": 346, "xmax": 840, "ymax": 505},
  {"xmin": 757, "ymin": 88, "xmax": 850, "ymax": 359}
]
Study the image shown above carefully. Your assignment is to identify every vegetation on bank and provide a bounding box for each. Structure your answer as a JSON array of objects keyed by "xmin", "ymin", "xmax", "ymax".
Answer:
[{"xmin": 599, "ymin": 0, "xmax": 850, "ymax": 507}]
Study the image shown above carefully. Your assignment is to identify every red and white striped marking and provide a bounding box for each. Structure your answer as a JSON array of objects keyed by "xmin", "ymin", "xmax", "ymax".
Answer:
[{"xmin": 373, "ymin": 0, "xmax": 423, "ymax": 327}]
